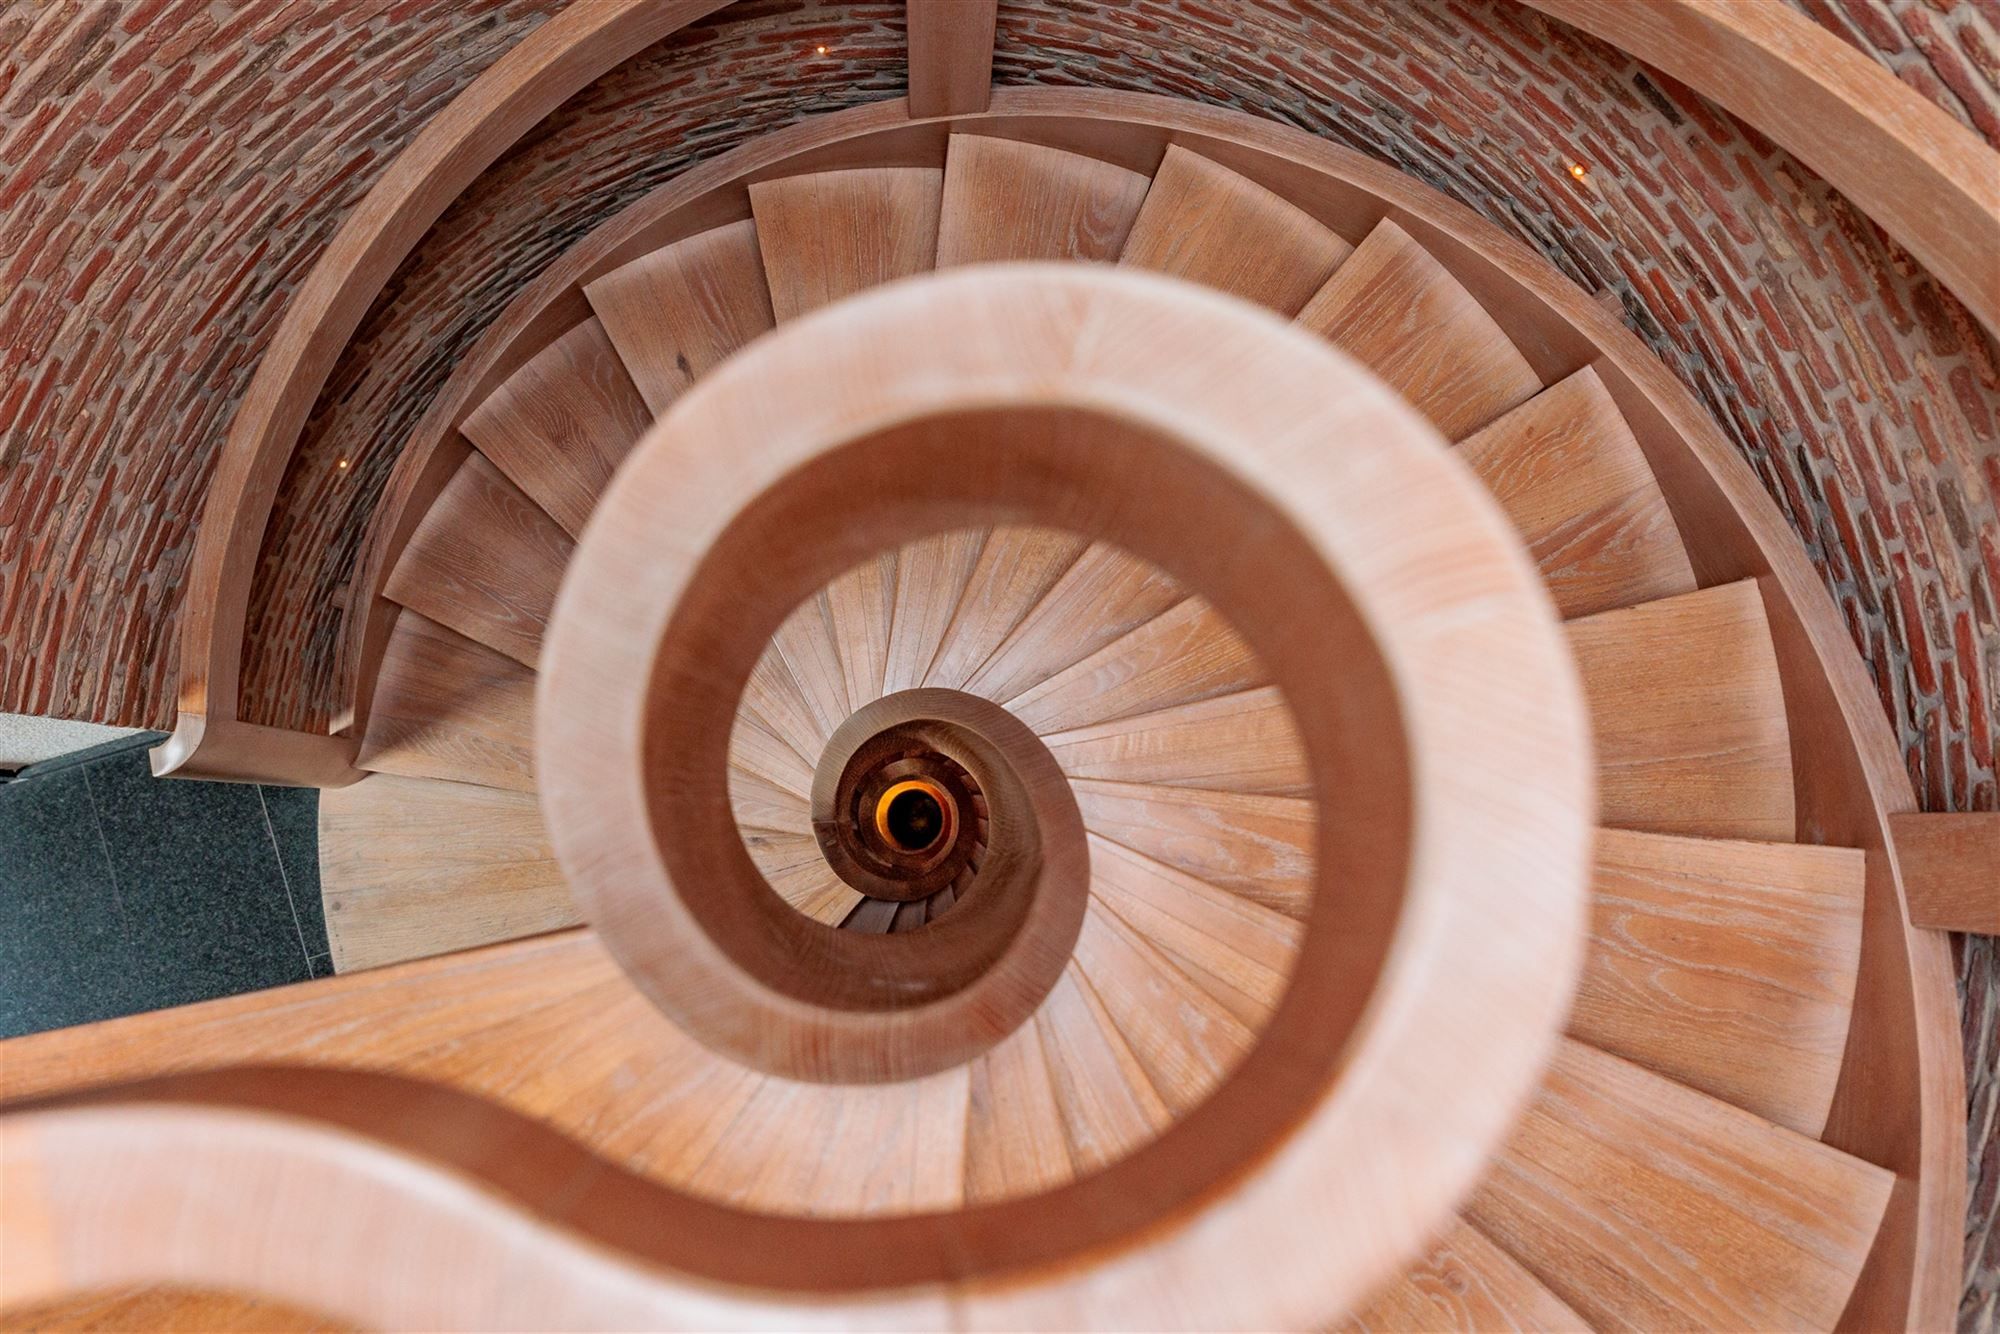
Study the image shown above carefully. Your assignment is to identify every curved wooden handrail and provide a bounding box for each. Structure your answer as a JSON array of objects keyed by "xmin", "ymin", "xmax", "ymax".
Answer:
[
  {"xmin": 1519, "ymin": 0, "xmax": 2000, "ymax": 339},
  {"xmin": 153, "ymin": 0, "xmax": 728, "ymax": 784}
]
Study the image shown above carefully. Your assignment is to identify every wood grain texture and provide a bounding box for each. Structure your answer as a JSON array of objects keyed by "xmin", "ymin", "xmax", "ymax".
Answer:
[
  {"xmin": 1456, "ymin": 366, "xmax": 1698, "ymax": 619},
  {"xmin": 1297, "ymin": 218, "xmax": 1541, "ymax": 440},
  {"xmin": 727, "ymin": 709, "xmax": 814, "ymax": 800},
  {"xmin": 1041, "ymin": 686, "xmax": 1310, "ymax": 796},
  {"xmin": 355, "ymin": 610, "xmax": 535, "ymax": 792},
  {"xmin": 740, "ymin": 645, "xmax": 827, "ymax": 772},
  {"xmin": 882, "ymin": 528, "xmax": 988, "ymax": 694},
  {"xmin": 458, "ymin": 318, "xmax": 652, "ymax": 538},
  {"xmin": 749, "ymin": 168, "xmax": 943, "ymax": 322},
  {"xmin": 1119, "ymin": 144, "xmax": 1351, "ymax": 315},
  {"xmin": 906, "ymin": 0, "xmax": 996, "ymax": 118},
  {"xmin": 317, "ymin": 773, "xmax": 575, "ymax": 973},
  {"xmin": 1887, "ymin": 812, "xmax": 2000, "ymax": 933},
  {"xmin": 1574, "ymin": 828, "xmax": 1864, "ymax": 1137},
  {"xmin": 921, "ymin": 527, "xmax": 1088, "ymax": 690},
  {"xmin": 960, "ymin": 541, "xmax": 1184, "ymax": 706},
  {"xmin": 935, "ymin": 135, "xmax": 1149, "ymax": 265},
  {"xmin": 1568, "ymin": 579, "xmax": 1795, "ymax": 841},
  {"xmin": 824, "ymin": 551, "xmax": 897, "ymax": 714},
  {"xmin": 962, "ymin": 1021, "xmax": 1076, "ymax": 1204},
  {"xmin": 764, "ymin": 860, "xmax": 865, "ymax": 926},
  {"xmin": 1069, "ymin": 779, "xmax": 1313, "ymax": 920},
  {"xmin": 1033, "ymin": 963, "xmax": 1171, "ymax": 1174},
  {"xmin": 1465, "ymin": 1038, "xmax": 1895, "ymax": 1332},
  {"xmin": 1339, "ymin": 1221, "xmax": 1588, "ymax": 1333},
  {"xmin": 0, "ymin": 1286, "xmax": 351, "ymax": 1333},
  {"xmin": 728, "ymin": 766, "xmax": 813, "ymax": 837},
  {"xmin": 584, "ymin": 218, "xmax": 774, "ymax": 414},
  {"xmin": 1004, "ymin": 595, "xmax": 1261, "ymax": 734},
  {"xmin": 381, "ymin": 452, "xmax": 572, "ymax": 669},
  {"xmin": 770, "ymin": 590, "xmax": 852, "ymax": 740}
]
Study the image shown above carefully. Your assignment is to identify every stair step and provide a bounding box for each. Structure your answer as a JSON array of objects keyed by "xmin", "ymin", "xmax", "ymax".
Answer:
[
  {"xmin": 1085, "ymin": 834, "xmax": 1300, "ymax": 1029},
  {"xmin": 964, "ymin": 1021, "xmax": 1077, "ymax": 1203},
  {"xmin": 1072, "ymin": 899, "xmax": 1255, "ymax": 1113},
  {"xmin": 1456, "ymin": 366, "xmax": 1699, "ymax": 619},
  {"xmin": 749, "ymin": 167, "xmax": 943, "ymax": 321},
  {"xmin": 765, "ymin": 860, "xmax": 864, "ymax": 926},
  {"xmin": 771, "ymin": 589, "xmax": 853, "ymax": 742},
  {"xmin": 1569, "ymin": 579, "xmax": 1795, "ymax": 841},
  {"xmin": 728, "ymin": 710, "xmax": 815, "ymax": 800},
  {"xmin": 742, "ymin": 646, "xmax": 830, "ymax": 773},
  {"xmin": 922, "ymin": 527, "xmax": 1089, "ymax": 690},
  {"xmin": 1297, "ymin": 218, "xmax": 1541, "ymax": 440},
  {"xmin": 825, "ymin": 551, "xmax": 897, "ymax": 714},
  {"xmin": 1119, "ymin": 144, "xmax": 1352, "ymax": 315},
  {"xmin": 1040, "ymin": 686, "xmax": 1309, "ymax": 796},
  {"xmin": 1338, "ymin": 1220, "xmax": 1587, "ymax": 1333},
  {"xmin": 1464, "ymin": 1038, "xmax": 1894, "ymax": 1331},
  {"xmin": 728, "ymin": 766, "xmax": 813, "ymax": 837},
  {"xmin": 1576, "ymin": 828, "xmax": 1864, "ymax": 1136},
  {"xmin": 882, "ymin": 528, "xmax": 988, "ymax": 694},
  {"xmin": 383, "ymin": 452, "xmax": 572, "ymax": 669},
  {"xmin": 738, "ymin": 828, "xmax": 825, "ymax": 880},
  {"xmin": 318, "ymin": 772, "xmax": 575, "ymax": 973},
  {"xmin": 1068, "ymin": 779, "xmax": 1313, "ymax": 920},
  {"xmin": 1034, "ymin": 962, "xmax": 1171, "ymax": 1173},
  {"xmin": 458, "ymin": 317, "xmax": 652, "ymax": 539},
  {"xmin": 357, "ymin": 610, "xmax": 536, "ymax": 793},
  {"xmin": 936, "ymin": 135, "xmax": 1150, "ymax": 265},
  {"xmin": 584, "ymin": 218, "xmax": 775, "ymax": 415},
  {"xmin": 960, "ymin": 541, "xmax": 1184, "ymax": 706},
  {"xmin": 1004, "ymin": 596, "xmax": 1260, "ymax": 734}
]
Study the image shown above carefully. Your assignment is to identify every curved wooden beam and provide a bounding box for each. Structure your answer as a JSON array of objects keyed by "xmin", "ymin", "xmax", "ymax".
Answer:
[
  {"xmin": 1519, "ymin": 0, "xmax": 2000, "ymax": 339},
  {"xmin": 154, "ymin": 0, "xmax": 729, "ymax": 784}
]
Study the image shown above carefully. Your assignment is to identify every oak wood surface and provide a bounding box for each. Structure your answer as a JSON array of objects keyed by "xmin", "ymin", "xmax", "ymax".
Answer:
[
  {"xmin": 1338, "ymin": 1221, "xmax": 1588, "ymax": 1334},
  {"xmin": 381, "ymin": 452, "xmax": 572, "ymax": 669},
  {"xmin": 1004, "ymin": 595, "xmax": 1260, "ymax": 734},
  {"xmin": 906, "ymin": 0, "xmax": 997, "ymax": 118},
  {"xmin": 1067, "ymin": 779, "xmax": 1313, "ymax": 920},
  {"xmin": 354, "ymin": 611, "xmax": 536, "ymax": 793},
  {"xmin": 749, "ymin": 168, "xmax": 943, "ymax": 321},
  {"xmin": 881, "ymin": 529, "xmax": 988, "ymax": 694},
  {"xmin": 1041, "ymin": 686, "xmax": 1310, "ymax": 796},
  {"xmin": 1032, "ymin": 963, "xmax": 1171, "ymax": 1174},
  {"xmin": 1886, "ymin": 812, "xmax": 2000, "ymax": 933},
  {"xmin": 824, "ymin": 551, "xmax": 898, "ymax": 714},
  {"xmin": 962, "ymin": 1020, "xmax": 1076, "ymax": 1203},
  {"xmin": 458, "ymin": 318, "xmax": 652, "ymax": 539},
  {"xmin": 935, "ymin": 135, "xmax": 1150, "ymax": 264},
  {"xmin": 921, "ymin": 527, "xmax": 1089, "ymax": 690}
]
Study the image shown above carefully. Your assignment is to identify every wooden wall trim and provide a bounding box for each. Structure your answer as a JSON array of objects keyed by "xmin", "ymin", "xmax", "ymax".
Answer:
[
  {"xmin": 1519, "ymin": 0, "xmax": 2000, "ymax": 339},
  {"xmin": 906, "ymin": 0, "xmax": 997, "ymax": 118},
  {"xmin": 153, "ymin": 0, "xmax": 729, "ymax": 783},
  {"xmin": 1888, "ymin": 814, "xmax": 2000, "ymax": 934}
]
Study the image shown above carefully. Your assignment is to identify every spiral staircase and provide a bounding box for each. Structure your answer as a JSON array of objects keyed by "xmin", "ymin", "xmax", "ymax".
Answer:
[{"xmin": 1, "ymin": 5, "xmax": 1988, "ymax": 1331}]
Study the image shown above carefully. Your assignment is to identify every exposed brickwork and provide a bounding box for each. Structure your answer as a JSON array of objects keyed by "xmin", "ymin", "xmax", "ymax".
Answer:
[
  {"xmin": 1788, "ymin": 0, "xmax": 2000, "ymax": 147},
  {"xmin": 0, "ymin": 0, "xmax": 566, "ymax": 728}
]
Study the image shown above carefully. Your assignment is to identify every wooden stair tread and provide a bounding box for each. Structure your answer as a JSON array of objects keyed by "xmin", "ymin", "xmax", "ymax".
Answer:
[
  {"xmin": 1575, "ymin": 828, "xmax": 1863, "ymax": 1137},
  {"xmin": 729, "ymin": 766, "xmax": 813, "ymax": 839},
  {"xmin": 1004, "ymin": 596, "xmax": 1262, "ymax": 735},
  {"xmin": 1569, "ymin": 579, "xmax": 1796, "ymax": 841},
  {"xmin": 317, "ymin": 773, "xmax": 576, "ymax": 974},
  {"xmin": 458, "ymin": 317, "xmax": 652, "ymax": 539},
  {"xmin": 727, "ymin": 710, "xmax": 815, "ymax": 801},
  {"xmin": 765, "ymin": 859, "xmax": 864, "ymax": 926},
  {"xmin": 1085, "ymin": 834, "xmax": 1300, "ymax": 1029},
  {"xmin": 382, "ymin": 451, "xmax": 572, "ymax": 669},
  {"xmin": 935, "ymin": 135, "xmax": 1149, "ymax": 265},
  {"xmin": 1072, "ymin": 899, "xmax": 1255, "ymax": 1113},
  {"xmin": 963, "ymin": 1021, "xmax": 1077, "ymax": 1204},
  {"xmin": 738, "ymin": 828, "xmax": 824, "ymax": 880},
  {"xmin": 1339, "ymin": 1220, "xmax": 1588, "ymax": 1333},
  {"xmin": 921, "ymin": 527, "xmax": 1089, "ymax": 690},
  {"xmin": 1040, "ymin": 686, "xmax": 1310, "ymax": 796},
  {"xmin": 749, "ymin": 167, "xmax": 943, "ymax": 322},
  {"xmin": 1068, "ymin": 779, "xmax": 1313, "ymax": 920},
  {"xmin": 356, "ymin": 610, "xmax": 536, "ymax": 793},
  {"xmin": 1033, "ymin": 962, "xmax": 1171, "ymax": 1174},
  {"xmin": 825, "ymin": 551, "xmax": 896, "ymax": 714},
  {"xmin": 1464, "ymin": 1038, "xmax": 1894, "ymax": 1332},
  {"xmin": 1297, "ymin": 218, "xmax": 1541, "ymax": 440},
  {"xmin": 1119, "ymin": 144, "xmax": 1352, "ymax": 315},
  {"xmin": 882, "ymin": 528, "xmax": 988, "ymax": 694},
  {"xmin": 960, "ymin": 541, "xmax": 1184, "ymax": 707},
  {"xmin": 741, "ymin": 646, "xmax": 828, "ymax": 773},
  {"xmin": 770, "ymin": 590, "xmax": 852, "ymax": 742},
  {"xmin": 1457, "ymin": 366, "xmax": 1699, "ymax": 620},
  {"xmin": 584, "ymin": 218, "xmax": 775, "ymax": 415}
]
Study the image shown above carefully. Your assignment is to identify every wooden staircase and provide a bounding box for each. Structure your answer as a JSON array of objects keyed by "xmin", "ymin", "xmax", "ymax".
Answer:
[{"xmin": 2, "ymin": 125, "xmax": 1955, "ymax": 1333}]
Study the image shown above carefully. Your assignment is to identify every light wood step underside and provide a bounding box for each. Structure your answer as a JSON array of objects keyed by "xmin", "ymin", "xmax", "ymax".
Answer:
[
  {"xmin": 1573, "ymin": 828, "xmax": 1864, "ymax": 1137},
  {"xmin": 922, "ymin": 527, "xmax": 1089, "ymax": 690},
  {"xmin": 729, "ymin": 767, "xmax": 813, "ymax": 839},
  {"xmin": 749, "ymin": 167, "xmax": 943, "ymax": 322},
  {"xmin": 1297, "ymin": 218, "xmax": 1541, "ymax": 440},
  {"xmin": 356, "ymin": 610, "xmax": 537, "ymax": 793},
  {"xmin": 1119, "ymin": 144, "xmax": 1352, "ymax": 315},
  {"xmin": 1339, "ymin": 1220, "xmax": 1588, "ymax": 1333},
  {"xmin": 741, "ymin": 647, "xmax": 828, "ymax": 773},
  {"xmin": 1456, "ymin": 366, "xmax": 1699, "ymax": 620},
  {"xmin": 770, "ymin": 590, "xmax": 853, "ymax": 743},
  {"xmin": 1040, "ymin": 687, "xmax": 1310, "ymax": 796},
  {"xmin": 882, "ymin": 529, "xmax": 988, "ymax": 694},
  {"xmin": 936, "ymin": 135, "xmax": 1150, "ymax": 265},
  {"xmin": 1464, "ymin": 1038, "xmax": 1894, "ymax": 1332},
  {"xmin": 825, "ymin": 551, "xmax": 897, "ymax": 714},
  {"xmin": 1004, "ymin": 596, "xmax": 1261, "ymax": 735},
  {"xmin": 318, "ymin": 773, "xmax": 575, "ymax": 974},
  {"xmin": 1068, "ymin": 779, "xmax": 1314, "ymax": 920},
  {"xmin": 382, "ymin": 452, "xmax": 573, "ymax": 669},
  {"xmin": 458, "ymin": 317, "xmax": 652, "ymax": 539},
  {"xmin": 1033, "ymin": 962, "xmax": 1171, "ymax": 1174},
  {"xmin": 728, "ymin": 710, "xmax": 815, "ymax": 801},
  {"xmin": 584, "ymin": 218, "xmax": 775, "ymax": 415},
  {"xmin": 963, "ymin": 1021, "xmax": 1077, "ymax": 1204},
  {"xmin": 1569, "ymin": 579, "xmax": 1796, "ymax": 841}
]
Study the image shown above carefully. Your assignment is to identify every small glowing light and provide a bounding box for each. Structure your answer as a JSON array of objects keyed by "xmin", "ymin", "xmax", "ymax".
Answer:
[
  {"xmin": 336, "ymin": 457, "xmax": 350, "ymax": 471},
  {"xmin": 815, "ymin": 44, "xmax": 828, "ymax": 54},
  {"xmin": 1568, "ymin": 162, "xmax": 1589, "ymax": 180}
]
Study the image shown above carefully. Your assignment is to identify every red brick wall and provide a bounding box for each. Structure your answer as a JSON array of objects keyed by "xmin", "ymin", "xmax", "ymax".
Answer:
[{"xmin": 1788, "ymin": 0, "xmax": 2000, "ymax": 145}]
